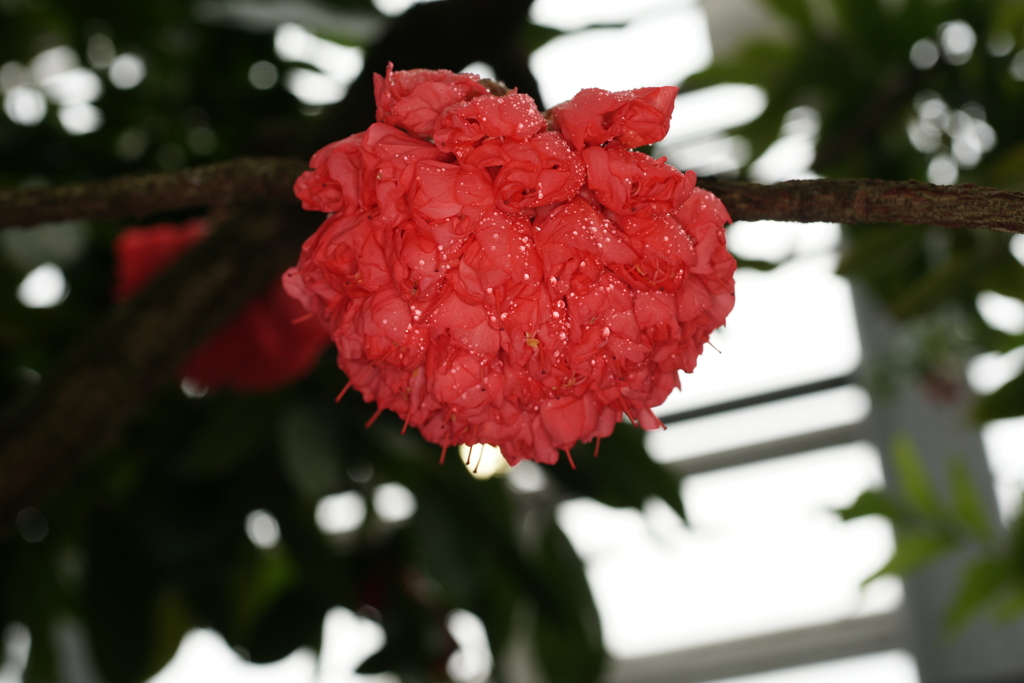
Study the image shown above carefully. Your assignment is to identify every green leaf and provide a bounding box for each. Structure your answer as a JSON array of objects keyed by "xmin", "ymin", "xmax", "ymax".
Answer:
[
  {"xmin": 246, "ymin": 588, "xmax": 325, "ymax": 663},
  {"xmin": 409, "ymin": 486, "xmax": 489, "ymax": 606},
  {"xmin": 550, "ymin": 422, "xmax": 686, "ymax": 520},
  {"xmin": 948, "ymin": 459, "xmax": 994, "ymax": 539},
  {"xmin": 312, "ymin": 10, "xmax": 389, "ymax": 47},
  {"xmin": 891, "ymin": 434, "xmax": 942, "ymax": 516},
  {"xmin": 832, "ymin": 0, "xmax": 890, "ymax": 51},
  {"xmin": 736, "ymin": 100, "xmax": 791, "ymax": 172},
  {"xmin": 734, "ymin": 256, "xmax": 782, "ymax": 271},
  {"xmin": 83, "ymin": 517, "xmax": 159, "ymax": 683},
  {"xmin": 976, "ymin": 253, "xmax": 1024, "ymax": 302},
  {"xmin": 686, "ymin": 42, "xmax": 795, "ymax": 90},
  {"xmin": 837, "ymin": 490, "xmax": 903, "ymax": 522},
  {"xmin": 889, "ymin": 252, "xmax": 979, "ymax": 318},
  {"xmin": 1011, "ymin": 494, "xmax": 1024, "ymax": 559},
  {"xmin": 994, "ymin": 590, "xmax": 1024, "ymax": 622},
  {"xmin": 230, "ymin": 549, "xmax": 300, "ymax": 642},
  {"xmin": 148, "ymin": 589, "xmax": 195, "ymax": 677},
  {"xmin": 20, "ymin": 619, "xmax": 57, "ymax": 683},
  {"xmin": 534, "ymin": 524, "xmax": 605, "ymax": 683},
  {"xmin": 760, "ymin": 0, "xmax": 814, "ymax": 31},
  {"xmin": 838, "ymin": 225, "xmax": 927, "ymax": 285},
  {"xmin": 179, "ymin": 395, "xmax": 281, "ymax": 479},
  {"xmin": 521, "ymin": 23, "xmax": 564, "ymax": 53},
  {"xmin": 974, "ymin": 370, "xmax": 1024, "ymax": 422},
  {"xmin": 946, "ymin": 559, "xmax": 1012, "ymax": 630},
  {"xmin": 868, "ymin": 532, "xmax": 955, "ymax": 581},
  {"xmin": 986, "ymin": 138, "xmax": 1024, "ymax": 189},
  {"xmin": 276, "ymin": 401, "xmax": 344, "ymax": 501}
]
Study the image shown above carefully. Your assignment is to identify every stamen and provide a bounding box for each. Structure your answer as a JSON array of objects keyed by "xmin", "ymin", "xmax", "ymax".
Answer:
[
  {"xmin": 371, "ymin": 344, "xmax": 398, "ymax": 367},
  {"xmin": 335, "ymin": 380, "xmax": 354, "ymax": 403},
  {"xmin": 619, "ymin": 397, "xmax": 639, "ymax": 427},
  {"xmin": 336, "ymin": 364, "xmax": 375, "ymax": 402},
  {"xmin": 608, "ymin": 354, "xmax": 626, "ymax": 382},
  {"xmin": 564, "ymin": 449, "xmax": 576, "ymax": 470},
  {"xmin": 364, "ymin": 404, "xmax": 386, "ymax": 428}
]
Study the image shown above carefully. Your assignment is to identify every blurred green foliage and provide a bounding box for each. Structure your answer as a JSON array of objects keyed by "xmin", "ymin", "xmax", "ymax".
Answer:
[
  {"xmin": 693, "ymin": 0, "xmax": 1024, "ymax": 420},
  {"xmin": 696, "ymin": 0, "xmax": 1024, "ymax": 636},
  {"xmin": 0, "ymin": 357, "xmax": 686, "ymax": 681},
  {"xmin": 840, "ymin": 436, "xmax": 1024, "ymax": 630}
]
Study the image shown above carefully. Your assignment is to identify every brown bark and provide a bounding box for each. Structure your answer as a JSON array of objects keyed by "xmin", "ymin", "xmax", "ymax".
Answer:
[
  {"xmin": 0, "ymin": 157, "xmax": 307, "ymax": 229},
  {"xmin": 5, "ymin": 159, "xmax": 1024, "ymax": 233},
  {"xmin": 697, "ymin": 177, "xmax": 1024, "ymax": 234},
  {"xmin": 0, "ymin": 203, "xmax": 321, "ymax": 529}
]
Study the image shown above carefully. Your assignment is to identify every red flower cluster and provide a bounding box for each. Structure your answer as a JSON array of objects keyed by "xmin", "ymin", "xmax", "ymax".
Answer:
[
  {"xmin": 113, "ymin": 218, "xmax": 329, "ymax": 393},
  {"xmin": 286, "ymin": 65, "xmax": 735, "ymax": 466}
]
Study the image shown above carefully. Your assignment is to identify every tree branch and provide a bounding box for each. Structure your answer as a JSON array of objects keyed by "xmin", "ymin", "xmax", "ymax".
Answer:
[
  {"xmin": 0, "ymin": 203, "xmax": 321, "ymax": 529},
  {"xmin": 0, "ymin": 157, "xmax": 307, "ymax": 229},
  {"xmin": 697, "ymin": 177, "xmax": 1024, "ymax": 234},
  {"xmin": 4, "ymin": 158, "xmax": 1024, "ymax": 234}
]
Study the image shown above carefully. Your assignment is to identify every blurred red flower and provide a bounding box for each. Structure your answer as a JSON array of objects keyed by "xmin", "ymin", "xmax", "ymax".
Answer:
[
  {"xmin": 287, "ymin": 65, "xmax": 735, "ymax": 466},
  {"xmin": 113, "ymin": 217, "xmax": 329, "ymax": 393}
]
